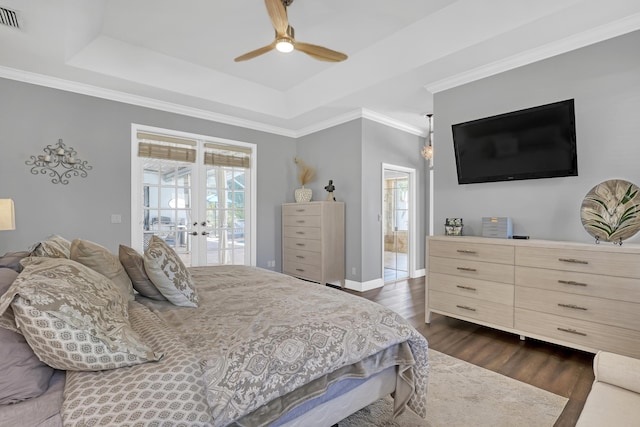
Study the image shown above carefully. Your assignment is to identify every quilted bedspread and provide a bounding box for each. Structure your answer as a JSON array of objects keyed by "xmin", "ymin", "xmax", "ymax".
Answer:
[{"xmin": 63, "ymin": 266, "xmax": 429, "ymax": 427}]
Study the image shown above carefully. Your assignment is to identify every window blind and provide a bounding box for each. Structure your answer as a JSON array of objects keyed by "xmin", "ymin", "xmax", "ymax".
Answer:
[
  {"xmin": 137, "ymin": 132, "xmax": 197, "ymax": 163},
  {"xmin": 204, "ymin": 142, "xmax": 251, "ymax": 168}
]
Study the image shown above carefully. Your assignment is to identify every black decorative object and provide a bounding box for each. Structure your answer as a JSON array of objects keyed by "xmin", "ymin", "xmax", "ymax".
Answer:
[{"xmin": 324, "ymin": 179, "xmax": 336, "ymax": 201}]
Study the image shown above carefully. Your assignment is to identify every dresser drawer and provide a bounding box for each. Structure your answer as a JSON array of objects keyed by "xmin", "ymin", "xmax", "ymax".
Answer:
[
  {"xmin": 284, "ymin": 248, "xmax": 321, "ymax": 267},
  {"xmin": 429, "ymin": 272, "xmax": 514, "ymax": 305},
  {"xmin": 283, "ymin": 260, "xmax": 322, "ymax": 282},
  {"xmin": 282, "ymin": 203, "xmax": 322, "ymax": 216},
  {"xmin": 429, "ymin": 256, "xmax": 514, "ymax": 284},
  {"xmin": 515, "ymin": 266, "xmax": 640, "ymax": 303},
  {"xmin": 516, "ymin": 246, "xmax": 640, "ymax": 278},
  {"xmin": 430, "ymin": 239, "xmax": 514, "ymax": 264},
  {"xmin": 515, "ymin": 308, "xmax": 640, "ymax": 359},
  {"xmin": 283, "ymin": 215, "xmax": 321, "ymax": 228},
  {"xmin": 283, "ymin": 226, "xmax": 322, "ymax": 240},
  {"xmin": 515, "ymin": 287, "xmax": 640, "ymax": 330},
  {"xmin": 283, "ymin": 237, "xmax": 321, "ymax": 253},
  {"xmin": 430, "ymin": 290, "xmax": 513, "ymax": 328}
]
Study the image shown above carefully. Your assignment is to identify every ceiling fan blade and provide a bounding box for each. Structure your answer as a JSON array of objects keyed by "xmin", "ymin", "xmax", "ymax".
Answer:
[
  {"xmin": 234, "ymin": 42, "xmax": 276, "ymax": 62},
  {"xmin": 295, "ymin": 42, "xmax": 348, "ymax": 62},
  {"xmin": 264, "ymin": 0, "xmax": 288, "ymax": 35}
]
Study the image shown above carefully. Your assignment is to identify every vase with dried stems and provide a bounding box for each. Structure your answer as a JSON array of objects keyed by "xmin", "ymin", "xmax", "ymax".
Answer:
[{"xmin": 294, "ymin": 157, "xmax": 315, "ymax": 203}]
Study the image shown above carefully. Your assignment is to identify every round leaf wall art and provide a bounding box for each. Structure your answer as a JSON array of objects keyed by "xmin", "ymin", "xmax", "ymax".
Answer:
[{"xmin": 580, "ymin": 179, "xmax": 640, "ymax": 244}]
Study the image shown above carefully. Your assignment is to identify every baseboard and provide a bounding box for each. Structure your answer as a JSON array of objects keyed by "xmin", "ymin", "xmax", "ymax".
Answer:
[
  {"xmin": 345, "ymin": 278, "xmax": 384, "ymax": 292},
  {"xmin": 412, "ymin": 269, "xmax": 426, "ymax": 278}
]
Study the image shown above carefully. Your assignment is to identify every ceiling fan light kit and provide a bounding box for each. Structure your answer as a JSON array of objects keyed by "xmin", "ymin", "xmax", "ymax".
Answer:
[{"xmin": 234, "ymin": 0, "xmax": 347, "ymax": 62}]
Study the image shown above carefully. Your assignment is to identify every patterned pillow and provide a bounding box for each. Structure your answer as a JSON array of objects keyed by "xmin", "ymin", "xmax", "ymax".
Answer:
[
  {"xmin": 144, "ymin": 236, "xmax": 199, "ymax": 307},
  {"xmin": 31, "ymin": 234, "xmax": 71, "ymax": 258},
  {"xmin": 119, "ymin": 245, "xmax": 167, "ymax": 301},
  {"xmin": 0, "ymin": 257, "xmax": 162, "ymax": 371},
  {"xmin": 70, "ymin": 239, "xmax": 135, "ymax": 301}
]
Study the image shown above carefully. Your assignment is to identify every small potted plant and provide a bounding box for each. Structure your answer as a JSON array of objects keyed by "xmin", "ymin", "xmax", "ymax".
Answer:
[{"xmin": 294, "ymin": 157, "xmax": 315, "ymax": 202}]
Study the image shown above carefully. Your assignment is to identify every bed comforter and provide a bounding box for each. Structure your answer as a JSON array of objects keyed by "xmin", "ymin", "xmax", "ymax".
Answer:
[{"xmin": 62, "ymin": 266, "xmax": 429, "ymax": 426}]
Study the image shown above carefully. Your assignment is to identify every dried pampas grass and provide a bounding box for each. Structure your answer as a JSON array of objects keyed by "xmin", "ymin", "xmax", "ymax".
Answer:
[{"xmin": 294, "ymin": 157, "xmax": 316, "ymax": 186}]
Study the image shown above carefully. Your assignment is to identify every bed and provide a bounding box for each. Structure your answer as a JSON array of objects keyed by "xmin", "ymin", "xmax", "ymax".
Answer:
[{"xmin": 0, "ymin": 236, "xmax": 429, "ymax": 427}]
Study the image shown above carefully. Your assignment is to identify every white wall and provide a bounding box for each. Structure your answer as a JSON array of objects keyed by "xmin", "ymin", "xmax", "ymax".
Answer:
[{"xmin": 433, "ymin": 30, "xmax": 640, "ymax": 244}]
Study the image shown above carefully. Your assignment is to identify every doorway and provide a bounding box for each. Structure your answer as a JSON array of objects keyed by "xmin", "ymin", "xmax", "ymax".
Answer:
[{"xmin": 382, "ymin": 164, "xmax": 416, "ymax": 283}]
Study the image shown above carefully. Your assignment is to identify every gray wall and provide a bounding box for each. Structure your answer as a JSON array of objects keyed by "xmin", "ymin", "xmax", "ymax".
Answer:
[
  {"xmin": 296, "ymin": 120, "xmax": 364, "ymax": 281},
  {"xmin": 362, "ymin": 120, "xmax": 427, "ymax": 281},
  {"xmin": 297, "ymin": 118, "xmax": 427, "ymax": 283},
  {"xmin": 0, "ymin": 78, "xmax": 296, "ymax": 269},
  {"xmin": 433, "ymin": 30, "xmax": 640, "ymax": 244}
]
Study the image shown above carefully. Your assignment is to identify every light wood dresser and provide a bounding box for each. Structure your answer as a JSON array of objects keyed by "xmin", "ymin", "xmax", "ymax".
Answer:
[
  {"xmin": 426, "ymin": 235, "xmax": 640, "ymax": 358},
  {"xmin": 282, "ymin": 201, "xmax": 345, "ymax": 286}
]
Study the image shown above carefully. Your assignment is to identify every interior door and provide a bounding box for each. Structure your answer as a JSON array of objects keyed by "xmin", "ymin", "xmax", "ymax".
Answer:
[{"xmin": 383, "ymin": 169, "xmax": 410, "ymax": 283}]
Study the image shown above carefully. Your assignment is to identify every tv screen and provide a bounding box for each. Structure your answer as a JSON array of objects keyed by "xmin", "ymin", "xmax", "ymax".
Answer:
[{"xmin": 452, "ymin": 99, "xmax": 577, "ymax": 184}]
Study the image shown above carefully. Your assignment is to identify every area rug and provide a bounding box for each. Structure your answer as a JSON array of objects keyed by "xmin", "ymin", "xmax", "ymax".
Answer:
[{"xmin": 339, "ymin": 349, "xmax": 568, "ymax": 427}]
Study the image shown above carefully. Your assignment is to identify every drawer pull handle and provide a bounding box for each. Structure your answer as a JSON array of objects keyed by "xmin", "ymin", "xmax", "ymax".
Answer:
[
  {"xmin": 456, "ymin": 285, "xmax": 477, "ymax": 291},
  {"xmin": 456, "ymin": 249, "xmax": 477, "ymax": 254},
  {"xmin": 296, "ymin": 255, "xmax": 304, "ymax": 259},
  {"xmin": 558, "ymin": 258, "xmax": 589, "ymax": 265},
  {"xmin": 296, "ymin": 231, "xmax": 305, "ymax": 235},
  {"xmin": 557, "ymin": 327, "xmax": 587, "ymax": 336},
  {"xmin": 456, "ymin": 305, "xmax": 476, "ymax": 312},
  {"xmin": 558, "ymin": 303, "xmax": 588, "ymax": 311},
  {"xmin": 456, "ymin": 267, "xmax": 477, "ymax": 272},
  {"xmin": 296, "ymin": 209, "xmax": 305, "ymax": 212},
  {"xmin": 558, "ymin": 280, "xmax": 587, "ymax": 287},
  {"xmin": 296, "ymin": 243, "xmax": 305, "ymax": 247},
  {"xmin": 296, "ymin": 268, "xmax": 305, "ymax": 272},
  {"xmin": 296, "ymin": 220, "xmax": 305, "ymax": 223}
]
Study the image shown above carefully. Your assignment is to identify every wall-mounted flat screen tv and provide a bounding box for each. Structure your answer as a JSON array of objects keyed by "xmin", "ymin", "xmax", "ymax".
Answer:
[{"xmin": 452, "ymin": 99, "xmax": 577, "ymax": 184}]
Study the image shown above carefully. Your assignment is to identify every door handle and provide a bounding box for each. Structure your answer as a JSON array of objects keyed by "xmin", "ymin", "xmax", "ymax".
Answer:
[
  {"xmin": 190, "ymin": 231, "xmax": 198, "ymax": 236},
  {"xmin": 201, "ymin": 231, "xmax": 209, "ymax": 236}
]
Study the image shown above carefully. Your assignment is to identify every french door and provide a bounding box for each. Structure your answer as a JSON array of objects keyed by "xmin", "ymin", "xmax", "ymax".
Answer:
[{"xmin": 131, "ymin": 125, "xmax": 256, "ymax": 267}]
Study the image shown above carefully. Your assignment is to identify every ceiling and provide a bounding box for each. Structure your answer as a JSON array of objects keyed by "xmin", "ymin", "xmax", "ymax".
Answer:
[{"xmin": 1, "ymin": 0, "xmax": 640, "ymax": 137}]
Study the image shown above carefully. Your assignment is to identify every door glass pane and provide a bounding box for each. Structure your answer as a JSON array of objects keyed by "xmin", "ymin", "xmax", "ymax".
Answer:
[
  {"xmin": 142, "ymin": 158, "xmax": 194, "ymax": 265},
  {"xmin": 204, "ymin": 165, "xmax": 248, "ymax": 266},
  {"xmin": 383, "ymin": 172, "xmax": 409, "ymax": 283}
]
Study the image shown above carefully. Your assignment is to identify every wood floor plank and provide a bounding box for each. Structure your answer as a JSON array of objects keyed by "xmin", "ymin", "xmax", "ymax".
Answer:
[{"xmin": 342, "ymin": 276, "xmax": 594, "ymax": 426}]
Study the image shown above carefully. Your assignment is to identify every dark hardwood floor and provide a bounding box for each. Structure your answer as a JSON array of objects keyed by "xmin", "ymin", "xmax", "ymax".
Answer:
[{"xmin": 342, "ymin": 276, "xmax": 595, "ymax": 427}]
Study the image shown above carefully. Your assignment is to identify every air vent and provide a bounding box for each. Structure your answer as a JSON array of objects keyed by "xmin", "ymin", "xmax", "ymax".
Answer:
[{"xmin": 0, "ymin": 6, "xmax": 19, "ymax": 28}]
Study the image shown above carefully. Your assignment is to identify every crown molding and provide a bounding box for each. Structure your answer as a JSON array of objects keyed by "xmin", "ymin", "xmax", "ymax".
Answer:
[
  {"xmin": 0, "ymin": 66, "xmax": 424, "ymax": 139},
  {"xmin": 425, "ymin": 13, "xmax": 640, "ymax": 94},
  {"xmin": 0, "ymin": 66, "xmax": 298, "ymax": 138}
]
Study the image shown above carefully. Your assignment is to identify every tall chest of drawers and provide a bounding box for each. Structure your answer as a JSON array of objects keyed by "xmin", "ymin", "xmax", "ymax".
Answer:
[
  {"xmin": 282, "ymin": 201, "xmax": 345, "ymax": 286},
  {"xmin": 427, "ymin": 236, "xmax": 640, "ymax": 358}
]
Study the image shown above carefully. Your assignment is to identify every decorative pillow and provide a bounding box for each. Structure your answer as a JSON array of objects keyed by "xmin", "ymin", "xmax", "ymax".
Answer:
[
  {"xmin": 118, "ymin": 245, "xmax": 167, "ymax": 301},
  {"xmin": 70, "ymin": 239, "xmax": 135, "ymax": 301},
  {"xmin": 31, "ymin": 234, "xmax": 71, "ymax": 258},
  {"xmin": 0, "ymin": 269, "xmax": 55, "ymax": 404},
  {"xmin": 144, "ymin": 236, "xmax": 199, "ymax": 307},
  {"xmin": 0, "ymin": 257, "xmax": 162, "ymax": 371},
  {"xmin": 0, "ymin": 251, "xmax": 30, "ymax": 272}
]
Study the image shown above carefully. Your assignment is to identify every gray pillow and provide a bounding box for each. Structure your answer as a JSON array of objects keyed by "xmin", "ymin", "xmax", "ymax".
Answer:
[
  {"xmin": 0, "ymin": 268, "xmax": 55, "ymax": 404},
  {"xmin": 0, "ymin": 251, "xmax": 30, "ymax": 272},
  {"xmin": 119, "ymin": 245, "xmax": 167, "ymax": 301}
]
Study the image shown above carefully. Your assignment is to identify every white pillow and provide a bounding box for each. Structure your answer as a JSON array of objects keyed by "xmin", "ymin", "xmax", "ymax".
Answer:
[{"xmin": 143, "ymin": 236, "xmax": 199, "ymax": 307}]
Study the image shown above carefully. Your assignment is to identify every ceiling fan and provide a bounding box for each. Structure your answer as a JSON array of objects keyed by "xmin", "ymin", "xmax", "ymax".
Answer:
[{"xmin": 234, "ymin": 0, "xmax": 348, "ymax": 62}]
